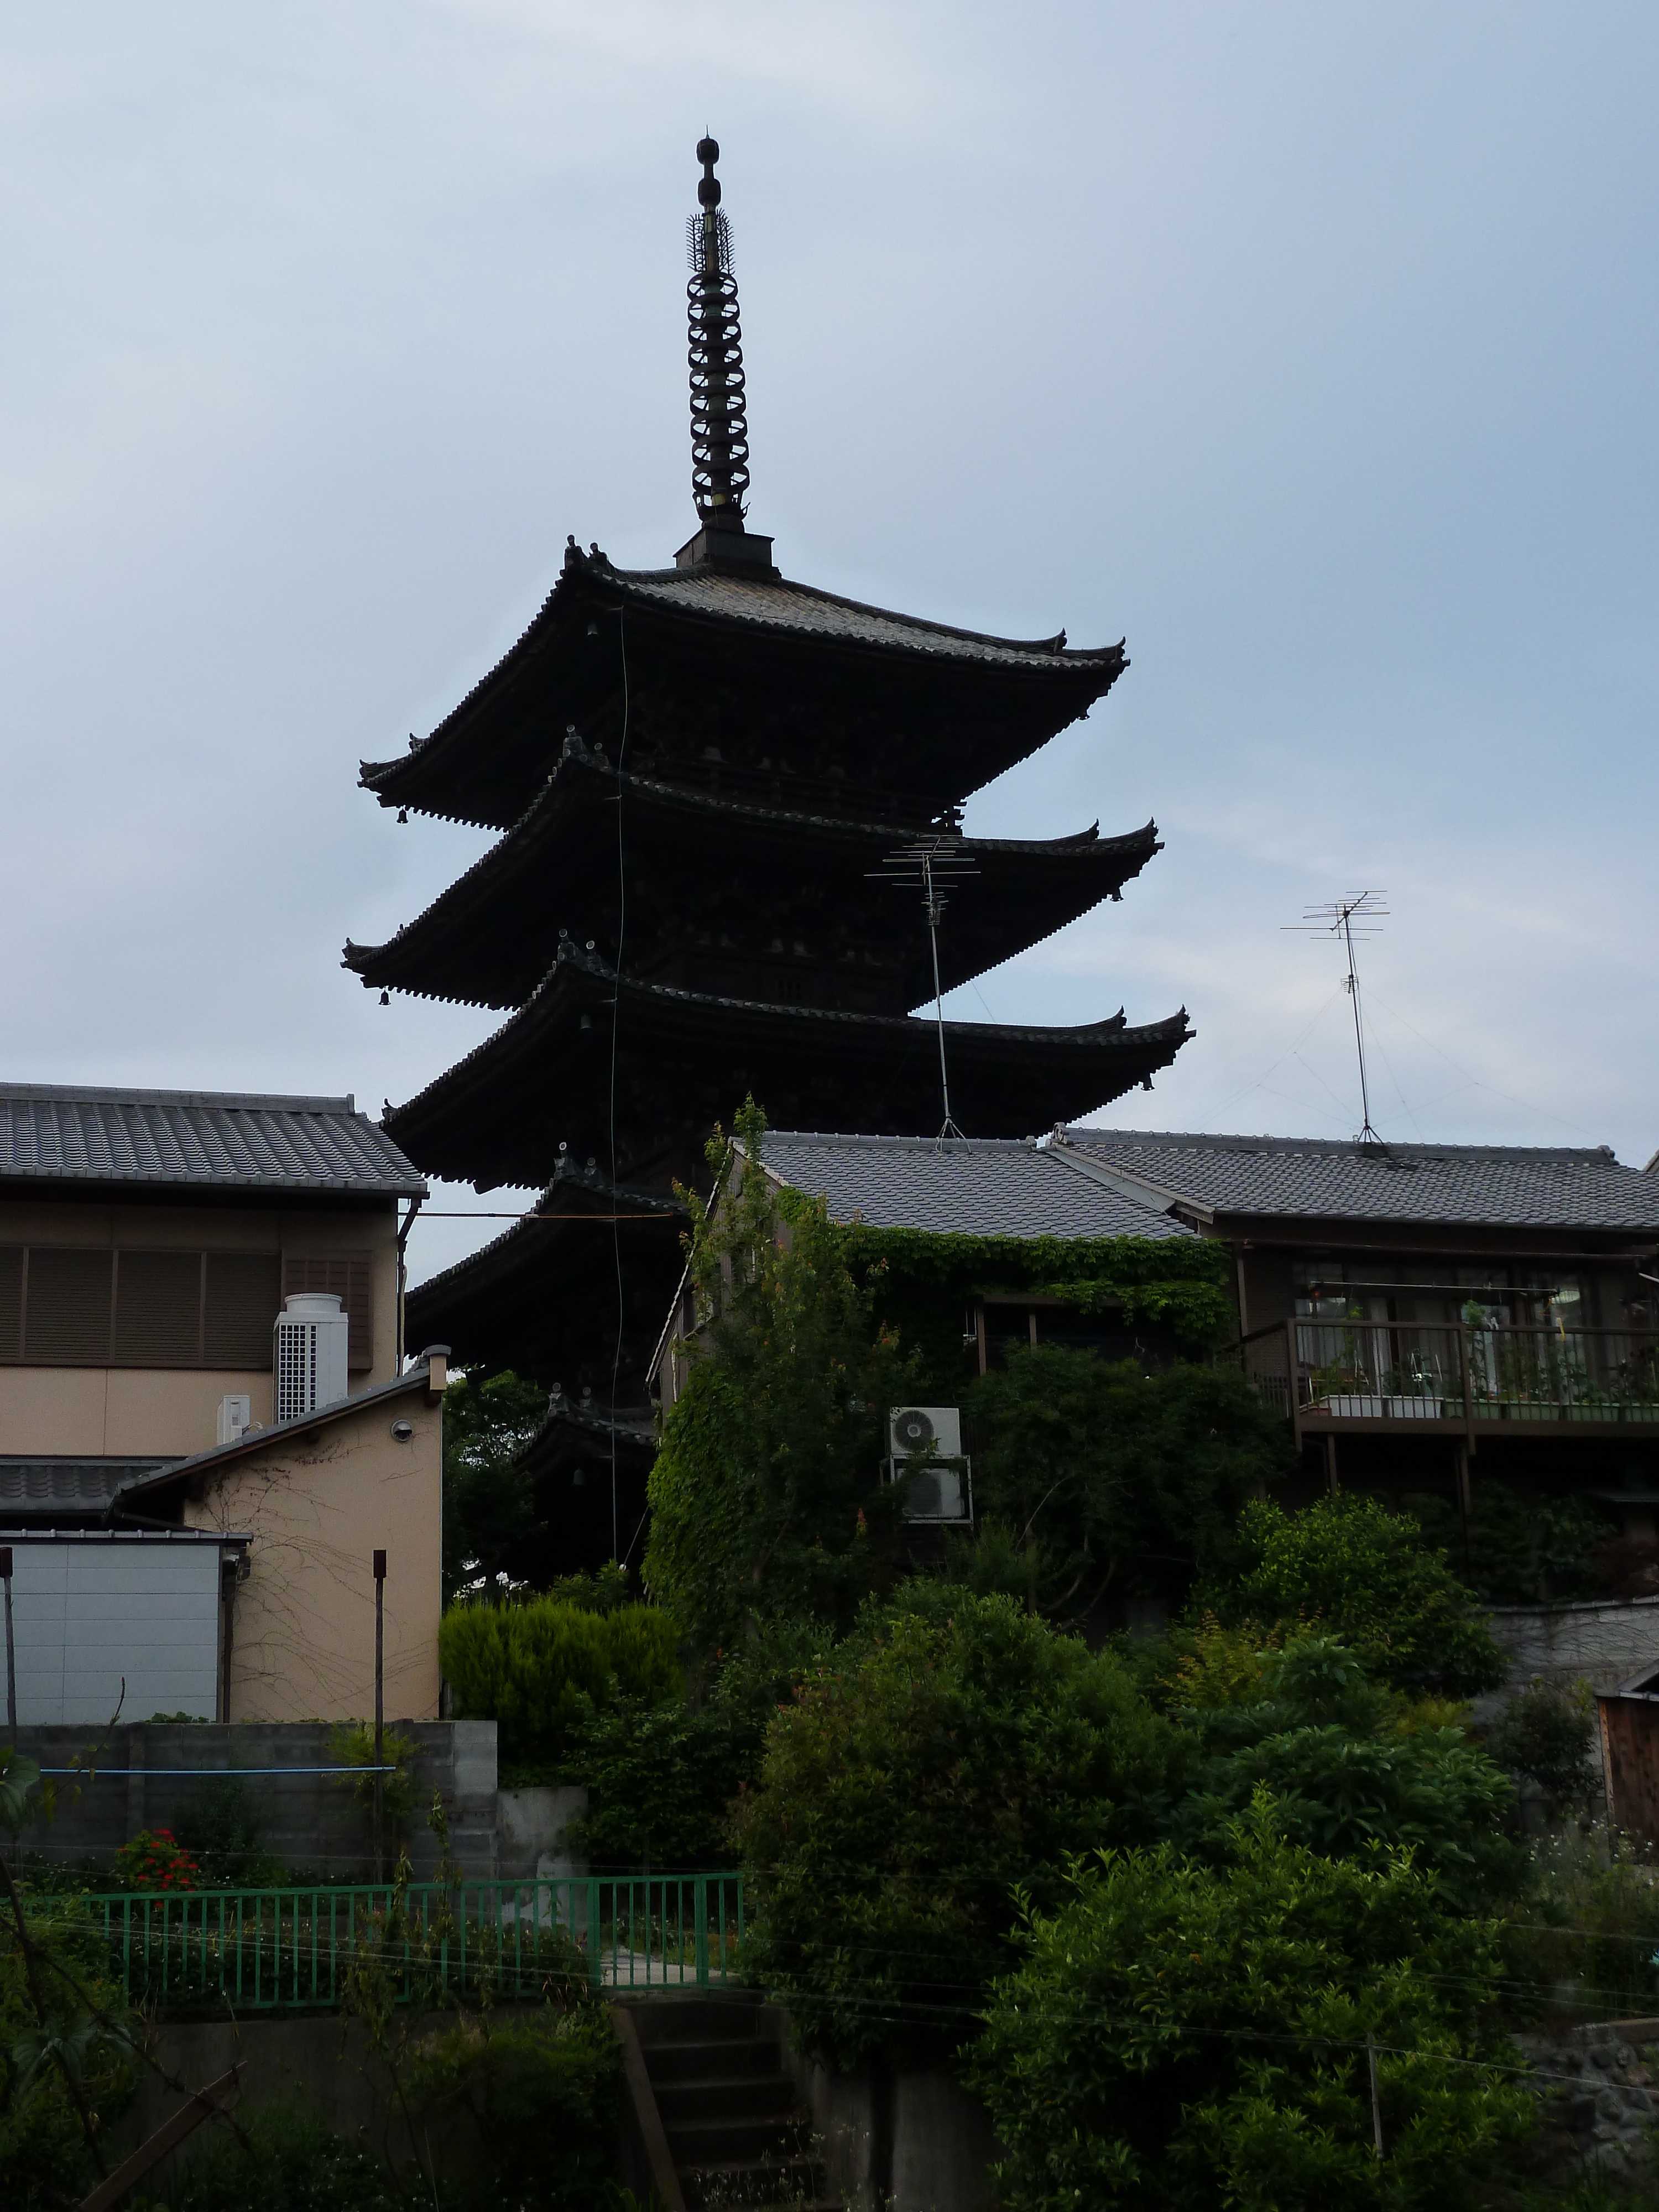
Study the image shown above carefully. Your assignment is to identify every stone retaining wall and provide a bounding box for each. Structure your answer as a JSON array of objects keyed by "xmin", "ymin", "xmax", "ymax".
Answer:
[{"xmin": 6, "ymin": 1719, "xmax": 498, "ymax": 1883}]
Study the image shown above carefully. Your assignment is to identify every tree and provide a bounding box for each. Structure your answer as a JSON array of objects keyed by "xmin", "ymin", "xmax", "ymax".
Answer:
[
  {"xmin": 643, "ymin": 1103, "xmax": 915, "ymax": 1655},
  {"xmin": 958, "ymin": 1345, "xmax": 1292, "ymax": 1623},
  {"xmin": 967, "ymin": 1794, "xmax": 1532, "ymax": 2212},
  {"xmin": 728, "ymin": 1588, "xmax": 1178, "ymax": 2069},
  {"xmin": 442, "ymin": 1369, "xmax": 551, "ymax": 1599},
  {"xmin": 1165, "ymin": 1631, "xmax": 1528, "ymax": 1916},
  {"xmin": 1200, "ymin": 1493, "xmax": 1507, "ymax": 1697}
]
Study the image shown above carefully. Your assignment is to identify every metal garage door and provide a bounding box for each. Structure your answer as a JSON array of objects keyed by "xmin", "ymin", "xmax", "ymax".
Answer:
[{"xmin": 7, "ymin": 1533, "xmax": 235, "ymax": 1724}]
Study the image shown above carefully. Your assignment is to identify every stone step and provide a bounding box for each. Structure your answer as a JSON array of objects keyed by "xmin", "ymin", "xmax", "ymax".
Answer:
[
  {"xmin": 627, "ymin": 1992, "xmax": 765, "ymax": 2045},
  {"xmin": 654, "ymin": 2073, "xmax": 799, "ymax": 2126},
  {"xmin": 681, "ymin": 2155, "xmax": 829, "ymax": 2210},
  {"xmin": 646, "ymin": 2034, "xmax": 782, "ymax": 2085},
  {"xmin": 667, "ymin": 2111, "xmax": 815, "ymax": 2166}
]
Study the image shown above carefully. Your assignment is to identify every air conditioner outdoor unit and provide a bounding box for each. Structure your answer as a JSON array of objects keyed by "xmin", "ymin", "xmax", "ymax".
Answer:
[
  {"xmin": 885, "ymin": 1405, "xmax": 973, "ymax": 1525},
  {"xmin": 274, "ymin": 1293, "xmax": 349, "ymax": 1424},
  {"xmin": 216, "ymin": 1394, "xmax": 252, "ymax": 1446}
]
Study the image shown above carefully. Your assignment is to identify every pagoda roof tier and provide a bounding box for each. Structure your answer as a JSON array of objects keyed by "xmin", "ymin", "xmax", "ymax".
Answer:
[
  {"xmin": 381, "ymin": 941, "xmax": 1192, "ymax": 1194},
  {"xmin": 358, "ymin": 544, "xmax": 1127, "ymax": 832},
  {"xmin": 406, "ymin": 1156, "xmax": 686, "ymax": 1385},
  {"xmin": 344, "ymin": 736, "xmax": 1161, "ymax": 1015}
]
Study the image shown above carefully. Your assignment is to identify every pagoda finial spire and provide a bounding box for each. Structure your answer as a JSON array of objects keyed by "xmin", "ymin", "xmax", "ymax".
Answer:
[{"xmin": 686, "ymin": 135, "xmax": 750, "ymax": 533}]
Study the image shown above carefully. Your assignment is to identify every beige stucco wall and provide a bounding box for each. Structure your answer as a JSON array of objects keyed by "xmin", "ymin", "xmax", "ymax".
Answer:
[
  {"xmin": 180, "ymin": 1377, "xmax": 445, "ymax": 1724},
  {"xmin": 0, "ymin": 1196, "xmax": 399, "ymax": 1459}
]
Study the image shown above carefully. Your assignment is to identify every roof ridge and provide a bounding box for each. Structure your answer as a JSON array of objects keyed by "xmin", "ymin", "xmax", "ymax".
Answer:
[
  {"xmin": 1058, "ymin": 1126, "xmax": 1617, "ymax": 1165},
  {"xmin": 0, "ymin": 1082, "xmax": 359, "ymax": 1113}
]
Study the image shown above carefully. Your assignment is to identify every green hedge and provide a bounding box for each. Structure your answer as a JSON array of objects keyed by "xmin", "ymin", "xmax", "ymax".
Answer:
[{"xmin": 439, "ymin": 1597, "xmax": 681, "ymax": 1766}]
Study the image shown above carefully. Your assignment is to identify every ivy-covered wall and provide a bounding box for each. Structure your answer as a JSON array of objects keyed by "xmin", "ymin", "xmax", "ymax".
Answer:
[{"xmin": 771, "ymin": 1194, "xmax": 1238, "ymax": 1395}]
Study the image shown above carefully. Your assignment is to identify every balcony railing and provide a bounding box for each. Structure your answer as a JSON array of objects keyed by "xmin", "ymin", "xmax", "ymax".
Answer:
[{"xmin": 1232, "ymin": 1321, "xmax": 1659, "ymax": 1439}]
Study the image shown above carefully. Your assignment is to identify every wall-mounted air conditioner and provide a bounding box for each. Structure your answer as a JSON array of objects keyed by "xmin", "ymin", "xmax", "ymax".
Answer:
[
  {"xmin": 884, "ymin": 1405, "xmax": 973, "ymax": 1525},
  {"xmin": 274, "ymin": 1293, "xmax": 349, "ymax": 1424}
]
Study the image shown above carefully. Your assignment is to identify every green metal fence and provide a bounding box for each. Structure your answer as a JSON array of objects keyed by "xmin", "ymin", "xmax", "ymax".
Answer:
[{"xmin": 71, "ymin": 1872, "xmax": 745, "ymax": 2012}]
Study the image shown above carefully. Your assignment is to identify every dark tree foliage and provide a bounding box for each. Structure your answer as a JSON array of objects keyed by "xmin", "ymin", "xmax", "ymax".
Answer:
[
  {"xmin": 569, "ymin": 1622, "xmax": 819, "ymax": 1874},
  {"xmin": 1165, "ymin": 1632, "xmax": 1527, "ymax": 1916},
  {"xmin": 967, "ymin": 1799, "xmax": 1531, "ymax": 2212},
  {"xmin": 1198, "ymin": 1493, "xmax": 1507, "ymax": 1697},
  {"xmin": 644, "ymin": 1104, "xmax": 915, "ymax": 1656},
  {"xmin": 729, "ymin": 1588, "xmax": 1178, "ymax": 2069},
  {"xmin": 442, "ymin": 1369, "xmax": 550, "ymax": 1599},
  {"xmin": 953, "ymin": 1345, "xmax": 1292, "ymax": 1623}
]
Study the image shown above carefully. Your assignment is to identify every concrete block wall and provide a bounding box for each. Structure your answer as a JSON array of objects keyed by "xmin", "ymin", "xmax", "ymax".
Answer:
[{"xmin": 6, "ymin": 1718, "xmax": 497, "ymax": 1884}]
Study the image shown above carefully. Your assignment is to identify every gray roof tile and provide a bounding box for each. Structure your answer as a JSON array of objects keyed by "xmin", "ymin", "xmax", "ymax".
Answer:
[
  {"xmin": 1054, "ymin": 1128, "xmax": 1659, "ymax": 1233},
  {"xmin": 0, "ymin": 1084, "xmax": 426, "ymax": 1198},
  {"xmin": 757, "ymin": 1131, "xmax": 1196, "ymax": 1240},
  {"xmin": 609, "ymin": 564, "xmax": 1121, "ymax": 670},
  {"xmin": 0, "ymin": 1458, "xmax": 178, "ymax": 1511}
]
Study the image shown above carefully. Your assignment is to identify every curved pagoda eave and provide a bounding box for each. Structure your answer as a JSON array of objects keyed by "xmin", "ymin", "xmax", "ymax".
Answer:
[
  {"xmin": 381, "ymin": 942, "xmax": 1192, "ymax": 1194},
  {"xmin": 358, "ymin": 545, "xmax": 1127, "ymax": 832},
  {"xmin": 404, "ymin": 1155, "xmax": 686, "ymax": 1380},
  {"xmin": 343, "ymin": 741, "xmax": 1162, "ymax": 1013}
]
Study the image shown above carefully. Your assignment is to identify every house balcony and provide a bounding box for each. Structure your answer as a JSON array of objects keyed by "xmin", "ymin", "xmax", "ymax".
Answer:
[{"xmin": 1235, "ymin": 1320, "xmax": 1659, "ymax": 1447}]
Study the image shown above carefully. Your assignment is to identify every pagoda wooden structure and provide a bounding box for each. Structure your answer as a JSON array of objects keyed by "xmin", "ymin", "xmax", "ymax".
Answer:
[{"xmin": 349, "ymin": 139, "xmax": 1190, "ymax": 1558}]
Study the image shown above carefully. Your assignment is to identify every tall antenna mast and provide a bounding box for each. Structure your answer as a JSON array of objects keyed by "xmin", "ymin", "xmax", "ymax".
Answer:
[
  {"xmin": 1287, "ymin": 891, "xmax": 1389, "ymax": 1145},
  {"xmin": 870, "ymin": 836, "xmax": 979, "ymax": 1140}
]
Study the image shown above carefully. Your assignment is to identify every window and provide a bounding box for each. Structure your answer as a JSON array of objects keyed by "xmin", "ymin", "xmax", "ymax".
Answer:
[
  {"xmin": 206, "ymin": 1253, "xmax": 283, "ymax": 1367},
  {"xmin": 283, "ymin": 1254, "xmax": 373, "ymax": 1371},
  {"xmin": 25, "ymin": 1249, "xmax": 114, "ymax": 1364},
  {"xmin": 112, "ymin": 1251, "xmax": 201, "ymax": 1365},
  {"xmin": 0, "ymin": 1245, "xmax": 284, "ymax": 1368},
  {"xmin": 0, "ymin": 1249, "xmax": 20, "ymax": 1360}
]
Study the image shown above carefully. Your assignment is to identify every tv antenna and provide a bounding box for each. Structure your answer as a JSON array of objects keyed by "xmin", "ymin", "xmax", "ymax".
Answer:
[
  {"xmin": 1286, "ymin": 891, "xmax": 1388, "ymax": 1145},
  {"xmin": 870, "ymin": 836, "xmax": 979, "ymax": 1140}
]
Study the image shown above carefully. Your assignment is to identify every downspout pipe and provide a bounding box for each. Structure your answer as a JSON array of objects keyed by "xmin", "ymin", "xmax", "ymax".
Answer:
[{"xmin": 396, "ymin": 1194, "xmax": 424, "ymax": 1369}]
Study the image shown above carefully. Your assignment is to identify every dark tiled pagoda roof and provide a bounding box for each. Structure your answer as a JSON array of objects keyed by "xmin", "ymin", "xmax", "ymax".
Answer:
[
  {"xmin": 755, "ymin": 1131, "xmax": 1198, "ymax": 1241},
  {"xmin": 1052, "ymin": 1127, "xmax": 1659, "ymax": 1238},
  {"xmin": 345, "ymin": 736, "xmax": 1160, "ymax": 1013},
  {"xmin": 0, "ymin": 1083, "xmax": 425, "ymax": 1201},
  {"xmin": 383, "ymin": 941, "xmax": 1191, "ymax": 1194},
  {"xmin": 406, "ymin": 1157, "xmax": 687, "ymax": 1382},
  {"xmin": 358, "ymin": 545, "xmax": 1128, "ymax": 831}
]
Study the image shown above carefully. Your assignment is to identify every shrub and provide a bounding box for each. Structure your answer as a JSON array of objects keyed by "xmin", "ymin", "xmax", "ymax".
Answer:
[
  {"xmin": 175, "ymin": 1775, "xmax": 286, "ymax": 1889},
  {"xmin": 1167, "ymin": 1633, "xmax": 1528, "ymax": 1916},
  {"xmin": 1201, "ymin": 1493, "xmax": 1507, "ymax": 1697},
  {"xmin": 570, "ymin": 1620, "xmax": 819, "ymax": 1872},
  {"xmin": 729, "ymin": 1589, "xmax": 1177, "ymax": 2068},
  {"xmin": 1, "ymin": 1890, "xmax": 140, "ymax": 2206},
  {"xmin": 967, "ymin": 1794, "xmax": 1532, "ymax": 2211},
  {"xmin": 158, "ymin": 2096, "xmax": 399, "ymax": 2212},
  {"xmin": 401, "ymin": 2007, "xmax": 623, "ymax": 2210},
  {"xmin": 959, "ymin": 1346, "xmax": 1292, "ymax": 1623},
  {"xmin": 440, "ymin": 1597, "xmax": 681, "ymax": 1768},
  {"xmin": 1486, "ymin": 1678, "xmax": 1600, "ymax": 1819},
  {"xmin": 1509, "ymin": 1825, "xmax": 1659, "ymax": 2017},
  {"xmin": 113, "ymin": 1827, "xmax": 201, "ymax": 1892}
]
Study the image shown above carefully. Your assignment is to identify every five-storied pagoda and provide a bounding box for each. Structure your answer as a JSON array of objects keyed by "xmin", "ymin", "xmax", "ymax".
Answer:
[{"xmin": 346, "ymin": 140, "xmax": 1191, "ymax": 1565}]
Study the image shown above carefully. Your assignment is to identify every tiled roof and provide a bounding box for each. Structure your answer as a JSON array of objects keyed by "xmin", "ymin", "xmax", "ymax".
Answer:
[
  {"xmin": 606, "ymin": 562, "xmax": 1123, "ymax": 671},
  {"xmin": 0, "ymin": 1458, "xmax": 178, "ymax": 1512},
  {"xmin": 1053, "ymin": 1128, "xmax": 1659, "ymax": 1233},
  {"xmin": 0, "ymin": 1084, "xmax": 426, "ymax": 1198},
  {"xmin": 756, "ymin": 1131, "xmax": 1196, "ymax": 1241}
]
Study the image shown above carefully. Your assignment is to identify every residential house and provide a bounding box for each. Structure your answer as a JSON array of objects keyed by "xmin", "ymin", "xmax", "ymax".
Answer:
[
  {"xmin": 0, "ymin": 1082, "xmax": 446, "ymax": 1724},
  {"xmin": 1051, "ymin": 1126, "xmax": 1659, "ymax": 1524}
]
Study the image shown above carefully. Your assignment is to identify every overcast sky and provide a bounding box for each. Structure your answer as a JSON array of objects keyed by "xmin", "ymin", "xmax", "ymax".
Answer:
[{"xmin": 3, "ymin": 2, "xmax": 1655, "ymax": 1286}]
